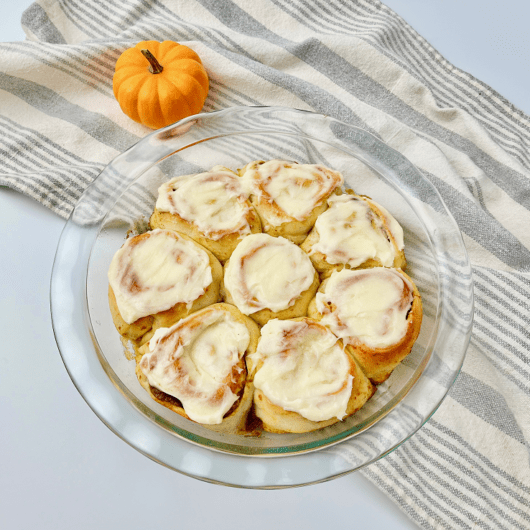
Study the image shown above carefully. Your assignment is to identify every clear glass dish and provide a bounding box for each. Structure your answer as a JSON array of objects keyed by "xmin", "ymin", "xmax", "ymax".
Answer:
[{"xmin": 50, "ymin": 106, "xmax": 473, "ymax": 488}]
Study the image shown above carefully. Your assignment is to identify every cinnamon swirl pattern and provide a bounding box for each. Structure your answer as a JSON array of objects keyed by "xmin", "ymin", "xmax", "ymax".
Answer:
[
  {"xmin": 108, "ymin": 159, "xmax": 423, "ymax": 435},
  {"xmin": 136, "ymin": 303, "xmax": 260, "ymax": 431},
  {"xmin": 222, "ymin": 233, "xmax": 319, "ymax": 326},
  {"xmin": 308, "ymin": 268, "xmax": 423, "ymax": 384},
  {"xmin": 247, "ymin": 318, "xmax": 374, "ymax": 433},
  {"xmin": 150, "ymin": 166, "xmax": 261, "ymax": 262},
  {"xmin": 301, "ymin": 191, "xmax": 406, "ymax": 275},
  {"xmin": 108, "ymin": 229, "xmax": 222, "ymax": 346},
  {"xmin": 239, "ymin": 160, "xmax": 343, "ymax": 243}
]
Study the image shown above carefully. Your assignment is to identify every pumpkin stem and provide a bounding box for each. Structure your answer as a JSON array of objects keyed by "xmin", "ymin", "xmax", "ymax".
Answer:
[{"xmin": 141, "ymin": 49, "xmax": 164, "ymax": 74}]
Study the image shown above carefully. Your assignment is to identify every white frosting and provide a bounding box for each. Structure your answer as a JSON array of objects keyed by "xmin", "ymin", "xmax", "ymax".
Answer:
[
  {"xmin": 316, "ymin": 268, "xmax": 414, "ymax": 349},
  {"xmin": 311, "ymin": 194, "xmax": 401, "ymax": 267},
  {"xmin": 224, "ymin": 233, "xmax": 316, "ymax": 315},
  {"xmin": 370, "ymin": 200, "xmax": 404, "ymax": 251},
  {"xmin": 240, "ymin": 160, "xmax": 343, "ymax": 225},
  {"xmin": 139, "ymin": 307, "xmax": 251, "ymax": 425},
  {"xmin": 155, "ymin": 168, "xmax": 252, "ymax": 240},
  {"xmin": 250, "ymin": 319, "xmax": 353, "ymax": 422},
  {"xmin": 108, "ymin": 229, "xmax": 213, "ymax": 324}
]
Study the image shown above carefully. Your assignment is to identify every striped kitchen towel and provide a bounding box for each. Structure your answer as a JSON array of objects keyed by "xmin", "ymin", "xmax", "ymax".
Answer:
[{"xmin": 1, "ymin": 1, "xmax": 529, "ymax": 528}]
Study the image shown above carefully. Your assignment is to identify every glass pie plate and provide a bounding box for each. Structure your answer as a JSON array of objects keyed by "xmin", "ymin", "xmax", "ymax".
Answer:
[{"xmin": 50, "ymin": 106, "xmax": 473, "ymax": 488}]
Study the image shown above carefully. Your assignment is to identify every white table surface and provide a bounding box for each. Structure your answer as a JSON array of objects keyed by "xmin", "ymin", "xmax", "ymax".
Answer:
[{"xmin": 1, "ymin": 2, "xmax": 528, "ymax": 529}]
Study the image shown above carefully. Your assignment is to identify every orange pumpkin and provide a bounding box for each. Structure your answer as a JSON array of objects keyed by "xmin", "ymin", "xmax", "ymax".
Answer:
[{"xmin": 113, "ymin": 40, "xmax": 209, "ymax": 129}]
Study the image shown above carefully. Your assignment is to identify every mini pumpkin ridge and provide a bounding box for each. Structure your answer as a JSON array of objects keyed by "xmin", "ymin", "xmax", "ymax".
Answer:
[{"xmin": 113, "ymin": 40, "xmax": 209, "ymax": 129}]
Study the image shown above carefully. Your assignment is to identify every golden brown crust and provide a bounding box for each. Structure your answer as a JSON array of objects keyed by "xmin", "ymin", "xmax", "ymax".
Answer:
[
  {"xmin": 238, "ymin": 160, "xmax": 342, "ymax": 244},
  {"xmin": 149, "ymin": 205, "xmax": 262, "ymax": 263},
  {"xmin": 248, "ymin": 197, "xmax": 328, "ymax": 245},
  {"xmin": 221, "ymin": 268, "xmax": 320, "ymax": 327},
  {"xmin": 135, "ymin": 303, "xmax": 260, "ymax": 433},
  {"xmin": 250, "ymin": 318, "xmax": 375, "ymax": 433},
  {"xmin": 302, "ymin": 232, "xmax": 406, "ymax": 278},
  {"xmin": 108, "ymin": 232, "xmax": 223, "ymax": 347},
  {"xmin": 301, "ymin": 189, "xmax": 406, "ymax": 276},
  {"xmin": 307, "ymin": 269, "xmax": 423, "ymax": 385},
  {"xmin": 108, "ymin": 285, "xmax": 154, "ymax": 341}
]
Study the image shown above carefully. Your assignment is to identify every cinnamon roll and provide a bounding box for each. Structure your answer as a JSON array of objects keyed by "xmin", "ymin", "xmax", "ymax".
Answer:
[
  {"xmin": 246, "ymin": 318, "xmax": 375, "ymax": 433},
  {"xmin": 136, "ymin": 303, "xmax": 260, "ymax": 432},
  {"xmin": 108, "ymin": 229, "xmax": 222, "ymax": 346},
  {"xmin": 222, "ymin": 233, "xmax": 320, "ymax": 326},
  {"xmin": 150, "ymin": 166, "xmax": 261, "ymax": 262},
  {"xmin": 238, "ymin": 160, "xmax": 343, "ymax": 244},
  {"xmin": 308, "ymin": 268, "xmax": 422, "ymax": 384},
  {"xmin": 301, "ymin": 190, "xmax": 406, "ymax": 275}
]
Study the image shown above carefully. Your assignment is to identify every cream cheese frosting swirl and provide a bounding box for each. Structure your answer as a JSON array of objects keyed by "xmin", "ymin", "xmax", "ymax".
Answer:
[
  {"xmin": 224, "ymin": 233, "xmax": 316, "ymax": 315},
  {"xmin": 310, "ymin": 194, "xmax": 403, "ymax": 268},
  {"xmin": 108, "ymin": 229, "xmax": 213, "ymax": 324},
  {"xmin": 240, "ymin": 160, "xmax": 343, "ymax": 225},
  {"xmin": 139, "ymin": 307, "xmax": 251, "ymax": 425},
  {"xmin": 250, "ymin": 318, "xmax": 353, "ymax": 422},
  {"xmin": 316, "ymin": 268, "xmax": 413, "ymax": 349},
  {"xmin": 155, "ymin": 168, "xmax": 252, "ymax": 240}
]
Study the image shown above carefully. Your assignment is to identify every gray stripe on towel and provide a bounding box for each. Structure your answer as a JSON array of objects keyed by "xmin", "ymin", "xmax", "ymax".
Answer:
[
  {"xmin": 0, "ymin": 72, "xmax": 140, "ymax": 152},
  {"xmin": 21, "ymin": 4, "xmax": 66, "ymax": 44},
  {"xmin": 198, "ymin": 0, "xmax": 530, "ymax": 211}
]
